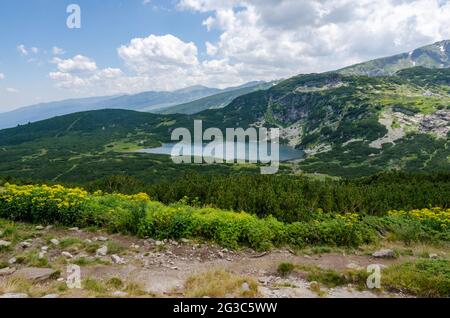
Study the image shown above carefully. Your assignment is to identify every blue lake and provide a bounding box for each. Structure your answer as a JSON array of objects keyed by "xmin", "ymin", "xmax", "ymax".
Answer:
[{"xmin": 136, "ymin": 141, "xmax": 304, "ymax": 162}]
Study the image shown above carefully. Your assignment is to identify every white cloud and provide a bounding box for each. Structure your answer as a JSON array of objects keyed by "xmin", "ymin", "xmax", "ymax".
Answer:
[
  {"xmin": 48, "ymin": 55, "xmax": 153, "ymax": 94},
  {"xmin": 52, "ymin": 46, "xmax": 66, "ymax": 55},
  {"xmin": 6, "ymin": 87, "xmax": 19, "ymax": 93},
  {"xmin": 31, "ymin": 47, "xmax": 39, "ymax": 54},
  {"xmin": 49, "ymin": 0, "xmax": 450, "ymax": 95},
  {"xmin": 118, "ymin": 34, "xmax": 199, "ymax": 73},
  {"xmin": 177, "ymin": 0, "xmax": 450, "ymax": 80},
  {"xmin": 142, "ymin": 0, "xmax": 151, "ymax": 4},
  {"xmin": 0, "ymin": 73, "xmax": 4, "ymax": 80},
  {"xmin": 52, "ymin": 55, "xmax": 98, "ymax": 73},
  {"xmin": 17, "ymin": 44, "xmax": 28, "ymax": 56}
]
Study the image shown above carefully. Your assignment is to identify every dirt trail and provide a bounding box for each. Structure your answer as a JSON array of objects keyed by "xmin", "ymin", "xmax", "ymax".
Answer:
[{"xmin": 0, "ymin": 225, "xmax": 421, "ymax": 298}]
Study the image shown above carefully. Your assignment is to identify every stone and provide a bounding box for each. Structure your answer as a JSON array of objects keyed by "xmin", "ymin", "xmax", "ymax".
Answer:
[
  {"xmin": 181, "ymin": 238, "xmax": 189, "ymax": 243},
  {"xmin": 35, "ymin": 225, "xmax": 45, "ymax": 230},
  {"xmin": 38, "ymin": 251, "xmax": 47, "ymax": 259},
  {"xmin": 0, "ymin": 267, "xmax": 16, "ymax": 276},
  {"xmin": 42, "ymin": 294, "xmax": 59, "ymax": 298},
  {"xmin": 13, "ymin": 268, "xmax": 58, "ymax": 282},
  {"xmin": 41, "ymin": 246, "xmax": 49, "ymax": 251},
  {"xmin": 372, "ymin": 249, "xmax": 395, "ymax": 258},
  {"xmin": 8, "ymin": 257, "xmax": 17, "ymax": 265},
  {"xmin": 241, "ymin": 282, "xmax": 251, "ymax": 293},
  {"xmin": 0, "ymin": 293, "xmax": 29, "ymax": 298},
  {"xmin": 429, "ymin": 253, "xmax": 438, "ymax": 259},
  {"xmin": 45, "ymin": 225, "xmax": 53, "ymax": 230},
  {"xmin": 111, "ymin": 254, "xmax": 125, "ymax": 264},
  {"xmin": 50, "ymin": 239, "xmax": 60, "ymax": 246},
  {"xmin": 346, "ymin": 263, "xmax": 364, "ymax": 270},
  {"xmin": 96, "ymin": 236, "xmax": 108, "ymax": 242},
  {"xmin": 96, "ymin": 245, "xmax": 108, "ymax": 257},
  {"xmin": 217, "ymin": 252, "xmax": 224, "ymax": 259},
  {"xmin": 155, "ymin": 240, "xmax": 164, "ymax": 246},
  {"xmin": 62, "ymin": 251, "xmax": 73, "ymax": 259},
  {"xmin": 112, "ymin": 291, "xmax": 128, "ymax": 297},
  {"xmin": 19, "ymin": 241, "xmax": 32, "ymax": 248},
  {"xmin": 0, "ymin": 240, "xmax": 12, "ymax": 248},
  {"xmin": 69, "ymin": 227, "xmax": 79, "ymax": 232}
]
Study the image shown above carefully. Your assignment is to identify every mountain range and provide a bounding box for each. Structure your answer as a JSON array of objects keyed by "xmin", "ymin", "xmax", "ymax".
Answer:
[
  {"xmin": 0, "ymin": 40, "xmax": 448, "ymax": 182},
  {"xmin": 0, "ymin": 81, "xmax": 269, "ymax": 130}
]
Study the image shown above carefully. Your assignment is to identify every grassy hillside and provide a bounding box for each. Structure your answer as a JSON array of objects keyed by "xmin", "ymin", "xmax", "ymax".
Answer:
[
  {"xmin": 0, "ymin": 67, "xmax": 448, "ymax": 181},
  {"xmin": 158, "ymin": 82, "xmax": 274, "ymax": 115}
]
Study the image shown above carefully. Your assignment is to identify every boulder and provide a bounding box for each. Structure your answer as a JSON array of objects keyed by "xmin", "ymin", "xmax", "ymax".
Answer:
[
  {"xmin": 241, "ymin": 282, "xmax": 251, "ymax": 293},
  {"xmin": 96, "ymin": 245, "xmax": 108, "ymax": 257},
  {"xmin": 0, "ymin": 267, "xmax": 16, "ymax": 277},
  {"xmin": 372, "ymin": 249, "xmax": 395, "ymax": 258},
  {"xmin": 0, "ymin": 240, "xmax": 11, "ymax": 248},
  {"xmin": 111, "ymin": 254, "xmax": 125, "ymax": 264},
  {"xmin": 346, "ymin": 263, "xmax": 364, "ymax": 270},
  {"xmin": 13, "ymin": 267, "xmax": 58, "ymax": 282},
  {"xmin": 0, "ymin": 293, "xmax": 29, "ymax": 298},
  {"xmin": 61, "ymin": 251, "xmax": 73, "ymax": 259},
  {"xmin": 19, "ymin": 241, "xmax": 32, "ymax": 248},
  {"xmin": 50, "ymin": 239, "xmax": 60, "ymax": 246}
]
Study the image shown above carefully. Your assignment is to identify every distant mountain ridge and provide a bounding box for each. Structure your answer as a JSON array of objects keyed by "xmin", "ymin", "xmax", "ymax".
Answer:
[
  {"xmin": 158, "ymin": 81, "xmax": 275, "ymax": 115},
  {"xmin": 0, "ymin": 82, "xmax": 266, "ymax": 129},
  {"xmin": 339, "ymin": 40, "xmax": 450, "ymax": 76}
]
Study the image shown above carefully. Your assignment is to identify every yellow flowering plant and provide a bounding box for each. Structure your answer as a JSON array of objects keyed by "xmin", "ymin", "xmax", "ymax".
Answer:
[{"xmin": 388, "ymin": 207, "xmax": 450, "ymax": 230}]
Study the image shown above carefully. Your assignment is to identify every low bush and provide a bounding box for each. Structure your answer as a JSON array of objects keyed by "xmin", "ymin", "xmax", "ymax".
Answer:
[{"xmin": 0, "ymin": 184, "xmax": 449, "ymax": 250}]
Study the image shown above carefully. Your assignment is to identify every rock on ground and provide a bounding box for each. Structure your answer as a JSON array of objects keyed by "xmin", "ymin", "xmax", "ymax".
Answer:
[
  {"xmin": 12, "ymin": 267, "xmax": 58, "ymax": 282},
  {"xmin": 372, "ymin": 249, "xmax": 395, "ymax": 258}
]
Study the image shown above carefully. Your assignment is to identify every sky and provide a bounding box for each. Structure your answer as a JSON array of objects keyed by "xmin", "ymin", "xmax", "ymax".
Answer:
[{"xmin": 1, "ymin": 0, "xmax": 450, "ymax": 112}]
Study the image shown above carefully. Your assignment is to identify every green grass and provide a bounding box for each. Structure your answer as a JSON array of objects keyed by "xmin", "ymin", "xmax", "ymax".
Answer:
[
  {"xmin": 281, "ymin": 263, "xmax": 370, "ymax": 289},
  {"xmin": 277, "ymin": 262, "xmax": 295, "ymax": 277},
  {"xmin": 383, "ymin": 259, "xmax": 450, "ymax": 297}
]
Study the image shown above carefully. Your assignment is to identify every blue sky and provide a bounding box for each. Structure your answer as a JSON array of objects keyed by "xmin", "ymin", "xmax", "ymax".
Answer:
[
  {"xmin": 1, "ymin": 0, "xmax": 450, "ymax": 112},
  {"xmin": 0, "ymin": 0, "xmax": 217, "ymax": 110}
]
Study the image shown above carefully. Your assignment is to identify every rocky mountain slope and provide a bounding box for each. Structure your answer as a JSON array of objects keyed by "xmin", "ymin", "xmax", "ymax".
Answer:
[
  {"xmin": 339, "ymin": 40, "xmax": 450, "ymax": 76},
  {"xmin": 0, "ymin": 41, "xmax": 449, "ymax": 179}
]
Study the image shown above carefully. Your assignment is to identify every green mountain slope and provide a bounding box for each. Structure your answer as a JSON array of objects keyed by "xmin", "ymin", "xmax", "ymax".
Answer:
[
  {"xmin": 339, "ymin": 40, "xmax": 450, "ymax": 76},
  {"xmin": 158, "ymin": 81, "xmax": 274, "ymax": 114},
  {"xmin": 0, "ymin": 66, "xmax": 448, "ymax": 181},
  {"xmin": 0, "ymin": 83, "xmax": 266, "ymax": 130}
]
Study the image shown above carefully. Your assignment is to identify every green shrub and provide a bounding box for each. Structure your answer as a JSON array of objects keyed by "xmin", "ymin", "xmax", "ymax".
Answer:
[
  {"xmin": 0, "ymin": 184, "xmax": 449, "ymax": 251},
  {"xmin": 277, "ymin": 262, "xmax": 295, "ymax": 277}
]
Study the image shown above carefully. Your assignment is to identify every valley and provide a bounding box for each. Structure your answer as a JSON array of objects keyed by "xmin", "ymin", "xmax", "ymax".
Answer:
[{"xmin": 0, "ymin": 40, "xmax": 449, "ymax": 299}]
